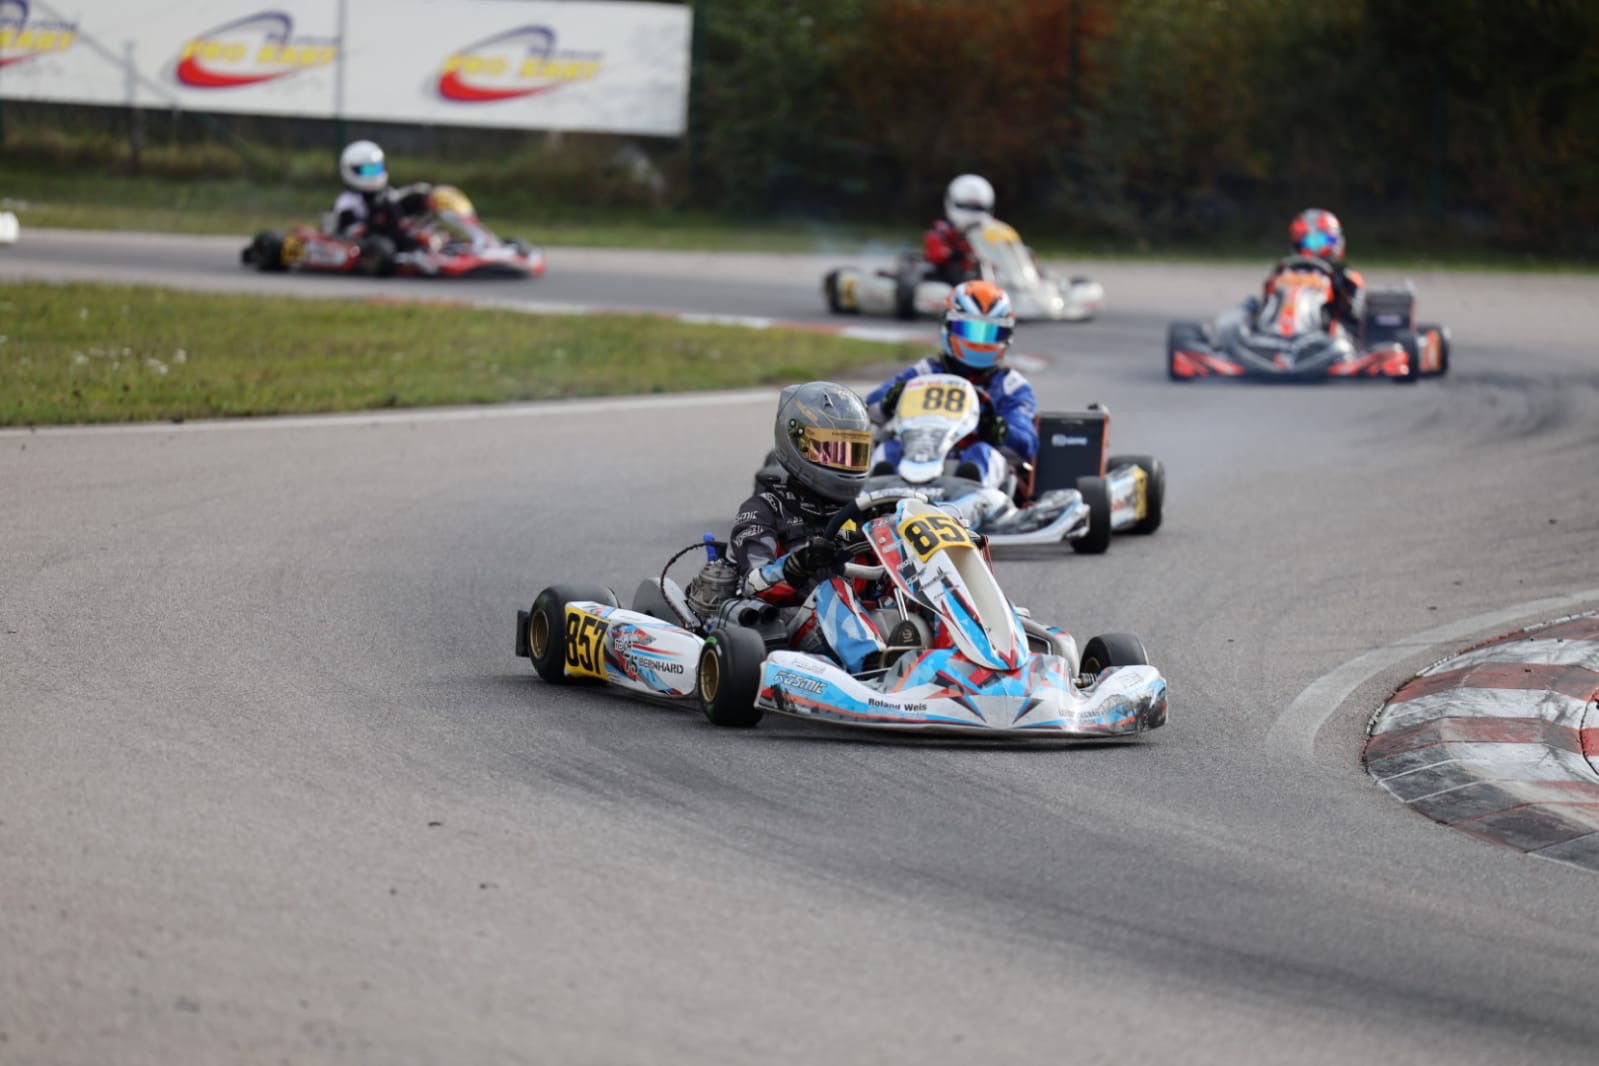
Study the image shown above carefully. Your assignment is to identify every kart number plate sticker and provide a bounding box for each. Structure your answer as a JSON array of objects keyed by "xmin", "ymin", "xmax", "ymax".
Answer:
[
  {"xmin": 899, "ymin": 381, "xmax": 974, "ymax": 419},
  {"xmin": 980, "ymin": 222, "xmax": 1021, "ymax": 245},
  {"xmin": 899, "ymin": 513, "xmax": 974, "ymax": 560},
  {"xmin": 563, "ymin": 607, "xmax": 610, "ymax": 680}
]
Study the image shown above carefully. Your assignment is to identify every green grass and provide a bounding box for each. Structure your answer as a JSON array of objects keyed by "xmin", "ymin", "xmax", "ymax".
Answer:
[{"xmin": 0, "ymin": 282, "xmax": 919, "ymax": 427}]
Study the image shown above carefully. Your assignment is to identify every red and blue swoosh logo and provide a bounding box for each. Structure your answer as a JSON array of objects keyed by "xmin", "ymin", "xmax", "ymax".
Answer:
[
  {"xmin": 1, "ymin": 0, "xmax": 77, "ymax": 69},
  {"xmin": 175, "ymin": 11, "xmax": 334, "ymax": 89},
  {"xmin": 437, "ymin": 25, "xmax": 599, "ymax": 103}
]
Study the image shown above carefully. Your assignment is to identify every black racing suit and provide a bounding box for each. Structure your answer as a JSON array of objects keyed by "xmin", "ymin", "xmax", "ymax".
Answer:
[
  {"xmin": 729, "ymin": 482, "xmax": 837, "ymax": 607},
  {"xmin": 332, "ymin": 184, "xmax": 432, "ymax": 247}
]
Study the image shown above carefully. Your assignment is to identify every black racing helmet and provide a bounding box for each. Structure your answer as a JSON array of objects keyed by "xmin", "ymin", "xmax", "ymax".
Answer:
[{"xmin": 772, "ymin": 382, "xmax": 873, "ymax": 503}]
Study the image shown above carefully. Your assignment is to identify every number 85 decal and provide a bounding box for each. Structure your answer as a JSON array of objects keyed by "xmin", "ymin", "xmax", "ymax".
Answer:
[
  {"xmin": 898, "ymin": 512, "xmax": 974, "ymax": 560},
  {"xmin": 564, "ymin": 608, "xmax": 610, "ymax": 679}
]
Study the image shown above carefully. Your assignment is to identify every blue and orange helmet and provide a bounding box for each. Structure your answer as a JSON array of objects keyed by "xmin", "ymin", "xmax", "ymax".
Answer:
[
  {"xmin": 940, "ymin": 280, "xmax": 1015, "ymax": 376},
  {"xmin": 1290, "ymin": 208, "xmax": 1345, "ymax": 263}
]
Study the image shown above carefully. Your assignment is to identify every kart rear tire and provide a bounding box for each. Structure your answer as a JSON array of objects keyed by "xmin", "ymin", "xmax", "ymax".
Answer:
[
  {"xmin": 249, "ymin": 230, "xmax": 287, "ymax": 273},
  {"xmin": 524, "ymin": 584, "xmax": 619, "ymax": 685},
  {"xmin": 1167, "ymin": 322, "xmax": 1204, "ymax": 382},
  {"xmin": 823, "ymin": 270, "xmax": 854, "ymax": 315},
  {"xmin": 1418, "ymin": 322, "xmax": 1450, "ymax": 377},
  {"xmin": 893, "ymin": 268, "xmax": 918, "ymax": 321},
  {"xmin": 1080, "ymin": 633, "xmax": 1150, "ymax": 679},
  {"xmin": 358, "ymin": 234, "xmax": 397, "ymax": 277},
  {"xmin": 1070, "ymin": 476, "xmax": 1113, "ymax": 554},
  {"xmin": 698, "ymin": 625, "xmax": 767, "ymax": 728},
  {"xmin": 1393, "ymin": 331, "xmax": 1421, "ymax": 384},
  {"xmin": 1107, "ymin": 454, "xmax": 1164, "ymax": 535}
]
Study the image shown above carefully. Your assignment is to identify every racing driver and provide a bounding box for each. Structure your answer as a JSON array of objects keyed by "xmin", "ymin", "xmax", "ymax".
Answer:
[
  {"xmin": 921, "ymin": 174, "xmax": 995, "ymax": 286},
  {"xmin": 730, "ymin": 381, "xmax": 882, "ymax": 671},
  {"xmin": 866, "ymin": 280, "xmax": 1038, "ymax": 491},
  {"xmin": 1260, "ymin": 208, "xmax": 1366, "ymax": 334},
  {"xmin": 330, "ymin": 140, "xmax": 432, "ymax": 248}
]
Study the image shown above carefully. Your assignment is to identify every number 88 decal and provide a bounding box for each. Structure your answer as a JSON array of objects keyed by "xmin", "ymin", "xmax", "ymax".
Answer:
[
  {"xmin": 915, "ymin": 385, "xmax": 967, "ymax": 414},
  {"xmin": 898, "ymin": 513, "xmax": 974, "ymax": 560}
]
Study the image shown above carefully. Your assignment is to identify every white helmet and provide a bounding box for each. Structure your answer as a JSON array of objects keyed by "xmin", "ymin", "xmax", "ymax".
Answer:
[
  {"xmin": 339, "ymin": 140, "xmax": 388, "ymax": 193},
  {"xmin": 944, "ymin": 174, "xmax": 995, "ymax": 230}
]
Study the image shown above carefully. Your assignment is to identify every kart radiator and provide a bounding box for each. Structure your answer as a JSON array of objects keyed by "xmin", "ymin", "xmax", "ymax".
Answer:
[{"xmin": 1033, "ymin": 410, "xmax": 1108, "ymax": 493}]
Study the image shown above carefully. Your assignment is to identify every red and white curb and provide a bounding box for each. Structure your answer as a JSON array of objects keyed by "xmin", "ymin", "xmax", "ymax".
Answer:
[{"xmin": 1365, "ymin": 612, "xmax": 1599, "ymax": 869}]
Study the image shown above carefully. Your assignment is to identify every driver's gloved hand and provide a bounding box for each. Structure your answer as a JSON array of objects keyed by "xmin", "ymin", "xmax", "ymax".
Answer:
[
  {"xmin": 978, "ymin": 409, "xmax": 1007, "ymax": 447},
  {"xmin": 880, "ymin": 380, "xmax": 905, "ymax": 418},
  {"xmin": 781, "ymin": 536, "xmax": 840, "ymax": 584}
]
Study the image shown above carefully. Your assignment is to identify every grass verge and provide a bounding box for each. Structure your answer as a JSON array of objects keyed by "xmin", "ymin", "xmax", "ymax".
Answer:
[{"xmin": 0, "ymin": 282, "xmax": 919, "ymax": 427}]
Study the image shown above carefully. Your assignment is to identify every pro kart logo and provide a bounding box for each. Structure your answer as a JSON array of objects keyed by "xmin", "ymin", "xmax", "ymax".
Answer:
[
  {"xmin": 436, "ymin": 25, "xmax": 601, "ymax": 103},
  {"xmin": 175, "ymin": 11, "xmax": 336, "ymax": 89},
  {"xmin": 0, "ymin": 1, "xmax": 76, "ymax": 69}
]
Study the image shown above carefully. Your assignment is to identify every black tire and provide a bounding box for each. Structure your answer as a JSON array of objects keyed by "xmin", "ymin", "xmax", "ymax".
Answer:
[
  {"xmin": 698, "ymin": 626, "xmax": 767, "ymax": 728},
  {"xmin": 1167, "ymin": 322, "xmax": 1204, "ymax": 382},
  {"xmin": 1393, "ymin": 331, "xmax": 1421, "ymax": 384},
  {"xmin": 1107, "ymin": 454, "xmax": 1164, "ymax": 535},
  {"xmin": 1080, "ymin": 633, "xmax": 1150, "ymax": 679},
  {"xmin": 523, "ymin": 584, "xmax": 619, "ymax": 685},
  {"xmin": 249, "ymin": 230, "xmax": 287, "ymax": 273},
  {"xmin": 1070, "ymin": 475, "xmax": 1113, "ymax": 554},
  {"xmin": 1418, "ymin": 322, "xmax": 1450, "ymax": 377},
  {"xmin": 358, "ymin": 234, "xmax": 397, "ymax": 277},
  {"xmin": 823, "ymin": 270, "xmax": 853, "ymax": 314}
]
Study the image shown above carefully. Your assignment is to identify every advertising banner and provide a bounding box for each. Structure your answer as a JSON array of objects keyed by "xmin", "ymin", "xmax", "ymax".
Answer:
[{"xmin": 0, "ymin": 0, "xmax": 691, "ymax": 136}]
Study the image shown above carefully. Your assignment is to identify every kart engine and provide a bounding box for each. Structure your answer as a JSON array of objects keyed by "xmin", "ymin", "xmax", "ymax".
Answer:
[{"xmin": 686, "ymin": 556, "xmax": 740, "ymax": 622}]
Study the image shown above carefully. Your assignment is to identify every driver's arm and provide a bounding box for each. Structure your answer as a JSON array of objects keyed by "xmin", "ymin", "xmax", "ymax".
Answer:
[
  {"xmin": 992, "ymin": 373, "xmax": 1039, "ymax": 460},
  {"xmin": 731, "ymin": 493, "xmax": 806, "ymax": 604},
  {"xmin": 866, "ymin": 359, "xmax": 936, "ymax": 421}
]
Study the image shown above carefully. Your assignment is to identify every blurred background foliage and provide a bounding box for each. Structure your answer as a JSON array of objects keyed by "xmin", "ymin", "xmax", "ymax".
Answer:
[{"xmin": 2, "ymin": 0, "xmax": 1595, "ymax": 256}]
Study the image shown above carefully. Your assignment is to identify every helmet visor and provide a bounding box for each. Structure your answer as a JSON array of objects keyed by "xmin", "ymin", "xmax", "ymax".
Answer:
[
  {"xmin": 947, "ymin": 318, "xmax": 1013, "ymax": 346},
  {"xmin": 796, "ymin": 426, "xmax": 872, "ymax": 473},
  {"xmin": 1301, "ymin": 229, "xmax": 1333, "ymax": 254},
  {"xmin": 355, "ymin": 162, "xmax": 386, "ymax": 179}
]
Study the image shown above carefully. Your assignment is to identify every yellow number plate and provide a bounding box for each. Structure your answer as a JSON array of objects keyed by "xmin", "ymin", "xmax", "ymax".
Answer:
[
  {"xmin": 563, "ymin": 606, "xmax": 610, "ymax": 680},
  {"xmin": 898, "ymin": 513, "xmax": 974, "ymax": 561},
  {"xmin": 980, "ymin": 222, "xmax": 1021, "ymax": 244},
  {"xmin": 898, "ymin": 380, "xmax": 975, "ymax": 419}
]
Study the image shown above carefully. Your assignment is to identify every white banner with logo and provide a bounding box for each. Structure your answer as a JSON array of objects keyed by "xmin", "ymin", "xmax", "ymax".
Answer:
[{"xmin": 0, "ymin": 0, "xmax": 691, "ymax": 136}]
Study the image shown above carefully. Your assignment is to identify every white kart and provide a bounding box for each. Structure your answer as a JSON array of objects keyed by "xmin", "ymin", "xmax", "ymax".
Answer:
[
  {"xmin": 823, "ymin": 216, "xmax": 1104, "ymax": 321},
  {"xmin": 0, "ymin": 211, "xmax": 18, "ymax": 246}
]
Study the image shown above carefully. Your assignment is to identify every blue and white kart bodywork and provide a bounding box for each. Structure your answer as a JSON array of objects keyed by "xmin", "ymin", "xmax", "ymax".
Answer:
[{"xmin": 517, "ymin": 489, "xmax": 1168, "ymax": 739}]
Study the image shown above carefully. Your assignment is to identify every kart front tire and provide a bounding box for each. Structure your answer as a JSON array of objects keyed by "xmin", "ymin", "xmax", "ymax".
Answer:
[
  {"xmin": 1080, "ymin": 633, "xmax": 1150, "ymax": 679},
  {"xmin": 524, "ymin": 584, "xmax": 619, "ymax": 685},
  {"xmin": 358, "ymin": 234, "xmax": 397, "ymax": 277},
  {"xmin": 1108, "ymin": 454, "xmax": 1164, "ymax": 535},
  {"xmin": 698, "ymin": 626, "xmax": 767, "ymax": 728},
  {"xmin": 1070, "ymin": 476, "xmax": 1113, "ymax": 554}
]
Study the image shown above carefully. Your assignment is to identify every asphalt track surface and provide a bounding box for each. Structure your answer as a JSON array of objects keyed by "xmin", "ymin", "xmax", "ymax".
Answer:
[{"xmin": 3, "ymin": 230, "xmax": 1599, "ymax": 1065}]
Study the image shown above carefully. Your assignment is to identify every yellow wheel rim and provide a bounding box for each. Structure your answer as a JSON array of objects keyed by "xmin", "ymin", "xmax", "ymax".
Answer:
[
  {"xmin": 529, "ymin": 611, "xmax": 550, "ymax": 660},
  {"xmin": 700, "ymin": 648, "xmax": 721, "ymax": 703}
]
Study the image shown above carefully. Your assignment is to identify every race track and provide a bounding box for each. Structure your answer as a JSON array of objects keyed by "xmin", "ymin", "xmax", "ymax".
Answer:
[{"xmin": 3, "ymin": 230, "xmax": 1599, "ymax": 1065}]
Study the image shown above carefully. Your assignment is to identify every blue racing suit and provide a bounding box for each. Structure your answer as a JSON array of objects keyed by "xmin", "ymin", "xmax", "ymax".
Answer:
[{"xmin": 865, "ymin": 357, "xmax": 1038, "ymax": 489}]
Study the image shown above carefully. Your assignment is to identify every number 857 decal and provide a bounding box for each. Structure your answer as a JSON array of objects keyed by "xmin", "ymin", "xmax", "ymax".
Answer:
[{"xmin": 564, "ymin": 607, "xmax": 610, "ymax": 680}]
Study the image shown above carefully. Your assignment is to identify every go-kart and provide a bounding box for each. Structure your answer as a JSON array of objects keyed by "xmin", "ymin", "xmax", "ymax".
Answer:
[
  {"xmin": 515, "ymin": 487, "xmax": 1169, "ymax": 737},
  {"xmin": 0, "ymin": 210, "xmax": 17, "ymax": 246},
  {"xmin": 241, "ymin": 184, "xmax": 546, "ymax": 279},
  {"xmin": 1167, "ymin": 256, "xmax": 1449, "ymax": 382},
  {"xmin": 823, "ymin": 216, "xmax": 1104, "ymax": 322},
  {"xmin": 753, "ymin": 374, "xmax": 1163, "ymax": 554}
]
